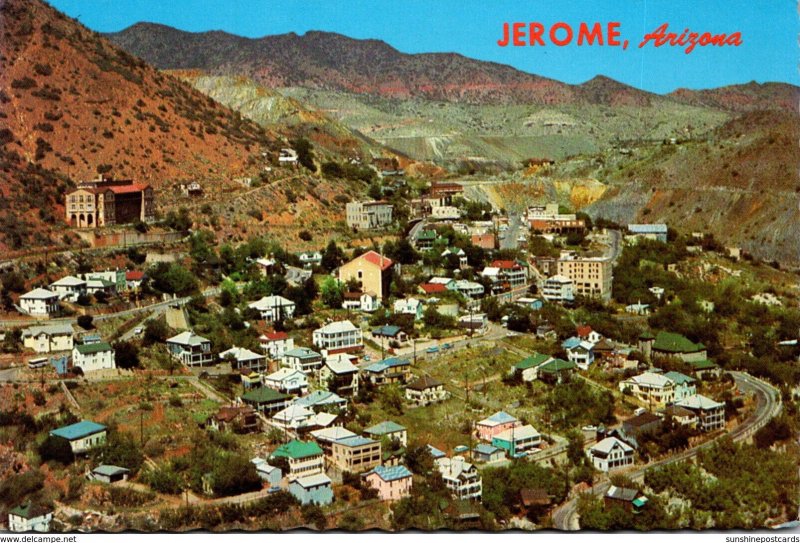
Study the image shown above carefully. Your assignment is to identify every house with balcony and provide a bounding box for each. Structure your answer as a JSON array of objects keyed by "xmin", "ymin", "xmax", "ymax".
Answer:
[
  {"xmin": 241, "ymin": 387, "xmax": 291, "ymax": 414},
  {"xmin": 313, "ymin": 320, "xmax": 363, "ymax": 354},
  {"xmin": 270, "ymin": 439, "xmax": 325, "ymax": 481},
  {"xmin": 361, "ymin": 357, "xmax": 411, "ymax": 386},
  {"xmin": 476, "ymin": 411, "xmax": 520, "ymax": 442},
  {"xmin": 491, "ymin": 424, "xmax": 542, "ymax": 457},
  {"xmin": 49, "ymin": 276, "xmax": 87, "ymax": 302},
  {"xmin": 619, "ymin": 371, "xmax": 676, "ymax": 408},
  {"xmin": 166, "ymin": 331, "xmax": 214, "ymax": 367},
  {"xmin": 282, "ymin": 347, "xmax": 323, "ymax": 373},
  {"xmin": 562, "ymin": 337, "xmax": 595, "ymax": 370},
  {"xmin": 675, "ymin": 394, "xmax": 725, "ymax": 432},
  {"xmin": 260, "ymin": 331, "xmax": 294, "ymax": 360},
  {"xmin": 264, "ymin": 368, "xmax": 309, "ymax": 395},
  {"xmin": 219, "ymin": 346, "xmax": 267, "ymax": 372},
  {"xmin": 319, "ymin": 354, "xmax": 360, "ymax": 396},
  {"xmin": 663, "ymin": 371, "xmax": 697, "ymax": 401},
  {"xmin": 436, "ymin": 456, "xmax": 482, "ymax": 500},
  {"xmin": 589, "ymin": 437, "xmax": 634, "ymax": 472},
  {"xmin": 331, "ymin": 436, "xmax": 382, "ymax": 473}
]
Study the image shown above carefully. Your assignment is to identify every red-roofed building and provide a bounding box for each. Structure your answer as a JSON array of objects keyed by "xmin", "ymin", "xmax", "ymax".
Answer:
[
  {"xmin": 125, "ymin": 270, "xmax": 146, "ymax": 289},
  {"xmin": 339, "ymin": 251, "xmax": 394, "ymax": 300},
  {"xmin": 66, "ymin": 176, "xmax": 155, "ymax": 228},
  {"xmin": 419, "ymin": 283, "xmax": 447, "ymax": 295},
  {"xmin": 260, "ymin": 331, "xmax": 294, "ymax": 359}
]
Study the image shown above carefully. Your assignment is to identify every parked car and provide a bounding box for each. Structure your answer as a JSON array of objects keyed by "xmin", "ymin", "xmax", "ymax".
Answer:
[
  {"xmin": 426, "ymin": 346, "xmax": 439, "ymax": 354},
  {"xmin": 134, "ymin": 327, "xmax": 143, "ymax": 335},
  {"xmin": 442, "ymin": 343, "xmax": 452, "ymax": 350}
]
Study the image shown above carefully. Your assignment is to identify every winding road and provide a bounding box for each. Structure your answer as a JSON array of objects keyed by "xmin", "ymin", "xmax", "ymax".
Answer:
[{"xmin": 551, "ymin": 371, "xmax": 782, "ymax": 530}]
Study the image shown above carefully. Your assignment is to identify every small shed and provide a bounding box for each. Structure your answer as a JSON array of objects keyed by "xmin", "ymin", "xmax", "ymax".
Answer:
[{"xmin": 90, "ymin": 465, "xmax": 130, "ymax": 484}]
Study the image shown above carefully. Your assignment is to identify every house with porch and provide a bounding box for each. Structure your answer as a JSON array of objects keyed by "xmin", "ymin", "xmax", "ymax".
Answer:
[
  {"xmin": 260, "ymin": 331, "xmax": 294, "ymax": 360},
  {"xmin": 219, "ymin": 346, "xmax": 267, "ymax": 372},
  {"xmin": 248, "ymin": 295, "xmax": 296, "ymax": 322},
  {"xmin": 364, "ymin": 421, "xmax": 408, "ymax": 447},
  {"xmin": 405, "ymin": 375, "xmax": 447, "ymax": 406},
  {"xmin": 361, "ymin": 357, "xmax": 411, "ymax": 386},
  {"xmin": 270, "ymin": 440, "xmax": 325, "ymax": 481},
  {"xmin": 19, "ymin": 288, "xmax": 60, "ymax": 317},
  {"xmin": 319, "ymin": 354, "xmax": 360, "ymax": 396},
  {"xmin": 166, "ymin": 331, "xmax": 214, "ymax": 366},
  {"xmin": 436, "ymin": 456, "xmax": 482, "ymax": 500},
  {"xmin": 240, "ymin": 387, "xmax": 291, "ymax": 414},
  {"xmin": 264, "ymin": 368, "xmax": 309, "ymax": 395},
  {"xmin": 49, "ymin": 276, "xmax": 87, "ymax": 302},
  {"xmin": 282, "ymin": 347, "xmax": 322, "ymax": 373},
  {"xmin": 313, "ymin": 320, "xmax": 363, "ymax": 354},
  {"xmin": 589, "ymin": 437, "xmax": 634, "ymax": 472}
]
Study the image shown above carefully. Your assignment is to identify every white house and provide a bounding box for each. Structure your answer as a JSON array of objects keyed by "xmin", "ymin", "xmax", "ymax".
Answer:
[
  {"xmin": 19, "ymin": 288, "xmax": 60, "ymax": 317},
  {"xmin": 312, "ymin": 320, "xmax": 363, "ymax": 353},
  {"xmin": 8, "ymin": 503, "xmax": 53, "ymax": 533},
  {"xmin": 248, "ymin": 295, "xmax": 296, "ymax": 322},
  {"xmin": 454, "ymin": 279, "xmax": 485, "ymax": 298},
  {"xmin": 435, "ymin": 456, "xmax": 482, "ymax": 500},
  {"xmin": 219, "ymin": 346, "xmax": 267, "ymax": 372},
  {"xmin": 393, "ymin": 298, "xmax": 424, "ymax": 320},
  {"xmin": 441, "ymin": 247, "xmax": 468, "ymax": 268},
  {"xmin": 22, "ymin": 323, "xmax": 74, "ymax": 353},
  {"xmin": 319, "ymin": 354, "xmax": 360, "ymax": 396},
  {"xmin": 562, "ymin": 337, "xmax": 595, "ymax": 370},
  {"xmin": 72, "ymin": 341, "xmax": 115, "ymax": 373},
  {"xmin": 272, "ymin": 404, "xmax": 315, "ymax": 430},
  {"xmin": 264, "ymin": 368, "xmax": 309, "ymax": 395},
  {"xmin": 589, "ymin": 437, "xmax": 634, "ymax": 472},
  {"xmin": 260, "ymin": 331, "xmax": 295, "ymax": 359},
  {"xmin": 542, "ymin": 275, "xmax": 574, "ymax": 303},
  {"xmin": 50, "ymin": 420, "xmax": 107, "ymax": 454},
  {"xmin": 428, "ymin": 277, "xmax": 457, "ymax": 290},
  {"xmin": 48, "ymin": 276, "xmax": 87, "ymax": 302},
  {"xmin": 619, "ymin": 371, "xmax": 676, "ymax": 408},
  {"xmin": 342, "ymin": 291, "xmax": 380, "ymax": 313},
  {"xmin": 282, "ymin": 347, "xmax": 323, "ymax": 373}
]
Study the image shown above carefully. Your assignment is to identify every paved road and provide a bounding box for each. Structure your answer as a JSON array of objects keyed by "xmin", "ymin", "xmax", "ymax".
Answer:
[
  {"xmin": 551, "ymin": 371, "xmax": 782, "ymax": 530},
  {"xmin": 499, "ymin": 213, "xmax": 523, "ymax": 251}
]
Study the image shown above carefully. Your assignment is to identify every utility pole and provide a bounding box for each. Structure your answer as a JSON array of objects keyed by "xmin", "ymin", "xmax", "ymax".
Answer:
[{"xmin": 140, "ymin": 410, "xmax": 144, "ymax": 446}]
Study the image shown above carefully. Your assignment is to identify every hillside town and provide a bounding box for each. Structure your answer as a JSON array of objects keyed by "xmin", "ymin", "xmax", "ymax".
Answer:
[{"xmin": 0, "ymin": 160, "xmax": 797, "ymax": 533}]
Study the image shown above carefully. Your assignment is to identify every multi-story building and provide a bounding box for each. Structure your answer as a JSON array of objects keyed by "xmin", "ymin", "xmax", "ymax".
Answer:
[
  {"xmin": 364, "ymin": 465, "xmax": 413, "ymax": 501},
  {"xmin": 405, "ymin": 375, "xmax": 448, "ymax": 406},
  {"xmin": 361, "ymin": 357, "xmax": 411, "ymax": 386},
  {"xmin": 166, "ymin": 331, "xmax": 215, "ymax": 366},
  {"xmin": 331, "ymin": 436, "xmax": 382, "ymax": 473},
  {"xmin": 526, "ymin": 204, "xmax": 585, "ymax": 234},
  {"xmin": 19, "ymin": 288, "xmax": 60, "ymax": 317},
  {"xmin": 312, "ymin": 320, "xmax": 363, "ymax": 354},
  {"xmin": 475, "ymin": 411, "xmax": 520, "ymax": 442},
  {"xmin": 346, "ymin": 201, "xmax": 394, "ymax": 230},
  {"xmin": 72, "ymin": 341, "xmax": 115, "ymax": 373},
  {"xmin": 219, "ymin": 346, "xmax": 267, "ymax": 372},
  {"xmin": 663, "ymin": 371, "xmax": 697, "ymax": 402},
  {"xmin": 282, "ymin": 347, "xmax": 323, "ymax": 373},
  {"xmin": 319, "ymin": 354, "xmax": 360, "ymax": 396},
  {"xmin": 247, "ymin": 295, "xmax": 295, "ymax": 322},
  {"xmin": 619, "ymin": 371, "xmax": 676, "ymax": 408},
  {"xmin": 675, "ymin": 394, "xmax": 725, "ymax": 432},
  {"xmin": 48, "ymin": 276, "xmax": 87, "ymax": 302},
  {"xmin": 556, "ymin": 252, "xmax": 612, "ymax": 301},
  {"xmin": 65, "ymin": 176, "xmax": 155, "ymax": 228},
  {"xmin": 338, "ymin": 251, "xmax": 394, "ymax": 300},
  {"xmin": 435, "ymin": 456, "xmax": 482, "ymax": 500},
  {"xmin": 589, "ymin": 437, "xmax": 634, "ymax": 472},
  {"xmin": 626, "ymin": 224, "xmax": 668, "ymax": 243},
  {"xmin": 491, "ymin": 424, "xmax": 542, "ymax": 457},
  {"xmin": 542, "ymin": 275, "xmax": 574, "ymax": 303},
  {"xmin": 7, "ymin": 503, "xmax": 53, "ymax": 533},
  {"xmin": 260, "ymin": 331, "xmax": 295, "ymax": 360},
  {"xmin": 22, "ymin": 324, "xmax": 74, "ymax": 354},
  {"xmin": 270, "ymin": 440, "xmax": 325, "ymax": 481}
]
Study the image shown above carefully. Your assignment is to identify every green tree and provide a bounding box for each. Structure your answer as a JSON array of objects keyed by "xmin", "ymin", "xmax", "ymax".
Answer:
[
  {"xmin": 38, "ymin": 435, "xmax": 74, "ymax": 464},
  {"xmin": 114, "ymin": 340, "xmax": 140, "ymax": 369},
  {"xmin": 320, "ymin": 277, "xmax": 344, "ymax": 309}
]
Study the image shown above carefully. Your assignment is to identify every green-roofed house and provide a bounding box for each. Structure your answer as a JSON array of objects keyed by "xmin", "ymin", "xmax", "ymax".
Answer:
[
  {"xmin": 240, "ymin": 387, "xmax": 291, "ymax": 414},
  {"xmin": 537, "ymin": 358, "xmax": 578, "ymax": 384},
  {"xmin": 640, "ymin": 331, "xmax": 707, "ymax": 364},
  {"xmin": 415, "ymin": 229, "xmax": 439, "ymax": 251},
  {"xmin": 365, "ymin": 421, "xmax": 408, "ymax": 446},
  {"xmin": 685, "ymin": 358, "xmax": 721, "ymax": 379},
  {"xmin": 514, "ymin": 352, "xmax": 554, "ymax": 382},
  {"xmin": 270, "ymin": 439, "xmax": 324, "ymax": 481},
  {"xmin": 72, "ymin": 341, "xmax": 115, "ymax": 373},
  {"xmin": 8, "ymin": 502, "xmax": 53, "ymax": 533},
  {"xmin": 50, "ymin": 420, "xmax": 107, "ymax": 454}
]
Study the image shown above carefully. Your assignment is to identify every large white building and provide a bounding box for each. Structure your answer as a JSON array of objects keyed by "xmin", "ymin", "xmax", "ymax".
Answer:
[
  {"xmin": 619, "ymin": 371, "xmax": 676, "ymax": 408},
  {"xmin": 48, "ymin": 276, "xmax": 87, "ymax": 302},
  {"xmin": 8, "ymin": 503, "xmax": 53, "ymax": 533},
  {"xmin": 72, "ymin": 341, "xmax": 115, "ymax": 373},
  {"xmin": 19, "ymin": 288, "xmax": 60, "ymax": 316},
  {"xmin": 312, "ymin": 320, "xmax": 363, "ymax": 354},
  {"xmin": 346, "ymin": 201, "xmax": 394, "ymax": 230},
  {"xmin": 542, "ymin": 275, "xmax": 574, "ymax": 303},
  {"xmin": 556, "ymin": 252, "xmax": 612, "ymax": 301},
  {"xmin": 435, "ymin": 456, "xmax": 482, "ymax": 500}
]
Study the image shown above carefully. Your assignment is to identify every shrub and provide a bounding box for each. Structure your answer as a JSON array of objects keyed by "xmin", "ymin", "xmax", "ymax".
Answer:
[
  {"xmin": 11, "ymin": 77, "xmax": 37, "ymax": 89},
  {"xmin": 77, "ymin": 314, "xmax": 94, "ymax": 330}
]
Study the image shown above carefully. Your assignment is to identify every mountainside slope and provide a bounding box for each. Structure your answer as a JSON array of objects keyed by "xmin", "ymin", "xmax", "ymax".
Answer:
[
  {"xmin": 669, "ymin": 82, "xmax": 798, "ymax": 113},
  {"xmin": 0, "ymin": 0, "xmax": 286, "ymax": 251},
  {"xmin": 108, "ymin": 23, "xmax": 656, "ymax": 106}
]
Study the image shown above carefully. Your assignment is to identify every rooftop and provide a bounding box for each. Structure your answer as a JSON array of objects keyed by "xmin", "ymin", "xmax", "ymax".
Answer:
[
  {"xmin": 292, "ymin": 473, "xmax": 332, "ymax": 488},
  {"xmin": 358, "ymin": 251, "xmax": 394, "ymax": 271},
  {"xmin": 365, "ymin": 421, "xmax": 406, "ymax": 435},
  {"xmin": 51, "ymin": 420, "xmax": 107, "ymax": 441},
  {"xmin": 515, "ymin": 352, "xmax": 552, "ymax": 370},
  {"xmin": 74, "ymin": 341, "xmax": 113, "ymax": 355},
  {"xmin": 167, "ymin": 331, "xmax": 210, "ymax": 346},
  {"xmin": 363, "ymin": 357, "xmax": 410, "ymax": 373},
  {"xmin": 406, "ymin": 375, "xmax": 443, "ymax": 391},
  {"xmin": 479, "ymin": 411, "xmax": 518, "ymax": 427},
  {"xmin": 21, "ymin": 288, "xmax": 58, "ymax": 300},
  {"xmin": 652, "ymin": 331, "xmax": 705, "ymax": 353},
  {"xmin": 271, "ymin": 439, "xmax": 323, "ymax": 460},
  {"xmin": 335, "ymin": 435, "xmax": 378, "ymax": 448},
  {"xmin": 241, "ymin": 387, "xmax": 290, "ymax": 404},
  {"xmin": 367, "ymin": 465, "xmax": 412, "ymax": 482}
]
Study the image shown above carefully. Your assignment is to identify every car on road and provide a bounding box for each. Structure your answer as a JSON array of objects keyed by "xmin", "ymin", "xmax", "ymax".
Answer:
[
  {"xmin": 134, "ymin": 327, "xmax": 143, "ymax": 335},
  {"xmin": 442, "ymin": 343, "xmax": 452, "ymax": 350},
  {"xmin": 363, "ymin": 355, "xmax": 371, "ymax": 362},
  {"xmin": 426, "ymin": 346, "xmax": 439, "ymax": 354}
]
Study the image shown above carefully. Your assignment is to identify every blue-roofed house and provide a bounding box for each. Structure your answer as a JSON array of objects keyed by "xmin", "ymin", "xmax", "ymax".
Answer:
[
  {"xmin": 364, "ymin": 465, "xmax": 413, "ymax": 501},
  {"xmin": 294, "ymin": 390, "xmax": 348, "ymax": 413},
  {"xmin": 427, "ymin": 444, "xmax": 446, "ymax": 459},
  {"xmin": 289, "ymin": 473, "xmax": 333, "ymax": 505},
  {"xmin": 361, "ymin": 357, "xmax": 411, "ymax": 386},
  {"xmin": 562, "ymin": 337, "xmax": 595, "ymax": 370},
  {"xmin": 626, "ymin": 223, "xmax": 668, "ymax": 243},
  {"xmin": 476, "ymin": 411, "xmax": 520, "ymax": 442},
  {"xmin": 251, "ymin": 457, "xmax": 282, "ymax": 486},
  {"xmin": 331, "ymin": 435, "xmax": 382, "ymax": 472},
  {"xmin": 471, "ymin": 443, "xmax": 506, "ymax": 463},
  {"xmin": 89, "ymin": 465, "xmax": 130, "ymax": 484},
  {"xmin": 364, "ymin": 421, "xmax": 407, "ymax": 446},
  {"xmin": 50, "ymin": 420, "xmax": 107, "ymax": 454},
  {"xmin": 371, "ymin": 325, "xmax": 409, "ymax": 344}
]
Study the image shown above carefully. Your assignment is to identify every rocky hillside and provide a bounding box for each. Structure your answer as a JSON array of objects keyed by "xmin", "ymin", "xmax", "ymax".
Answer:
[
  {"xmin": 108, "ymin": 23, "xmax": 659, "ymax": 106},
  {"xmin": 174, "ymin": 73, "xmax": 386, "ymax": 160},
  {"xmin": 669, "ymin": 82, "xmax": 798, "ymax": 113}
]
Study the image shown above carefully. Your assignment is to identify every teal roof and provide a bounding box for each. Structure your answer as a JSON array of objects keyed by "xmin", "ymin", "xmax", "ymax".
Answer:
[
  {"xmin": 335, "ymin": 435, "xmax": 377, "ymax": 447},
  {"xmin": 75, "ymin": 341, "xmax": 113, "ymax": 355},
  {"xmin": 93, "ymin": 465, "xmax": 129, "ymax": 477},
  {"xmin": 515, "ymin": 352, "xmax": 551, "ymax": 370},
  {"xmin": 9, "ymin": 502, "xmax": 50, "ymax": 520},
  {"xmin": 418, "ymin": 230, "xmax": 437, "ymax": 241},
  {"xmin": 363, "ymin": 357, "xmax": 409, "ymax": 373},
  {"xmin": 271, "ymin": 439, "xmax": 323, "ymax": 460},
  {"xmin": 242, "ymin": 387, "xmax": 290, "ymax": 404},
  {"xmin": 51, "ymin": 420, "xmax": 107, "ymax": 440},
  {"xmin": 372, "ymin": 325, "xmax": 403, "ymax": 337},
  {"xmin": 368, "ymin": 465, "xmax": 412, "ymax": 482},
  {"xmin": 664, "ymin": 371, "xmax": 696, "ymax": 385},
  {"xmin": 652, "ymin": 331, "xmax": 705, "ymax": 353},
  {"xmin": 538, "ymin": 358, "xmax": 577, "ymax": 373},
  {"xmin": 687, "ymin": 358, "xmax": 718, "ymax": 370},
  {"xmin": 365, "ymin": 421, "xmax": 406, "ymax": 435}
]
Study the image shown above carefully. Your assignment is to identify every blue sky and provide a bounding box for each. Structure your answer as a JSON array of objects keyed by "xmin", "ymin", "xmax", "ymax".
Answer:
[{"xmin": 50, "ymin": 0, "xmax": 799, "ymax": 93}]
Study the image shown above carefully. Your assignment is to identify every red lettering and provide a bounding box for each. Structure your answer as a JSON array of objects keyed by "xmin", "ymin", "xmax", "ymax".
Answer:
[
  {"xmin": 550, "ymin": 22, "xmax": 573, "ymax": 46},
  {"xmin": 726, "ymin": 32, "xmax": 742, "ymax": 46},
  {"xmin": 577, "ymin": 22, "xmax": 603, "ymax": 46},
  {"xmin": 638, "ymin": 23, "xmax": 669, "ymax": 48},
  {"xmin": 607, "ymin": 22, "xmax": 621, "ymax": 46},
  {"xmin": 497, "ymin": 22, "xmax": 510, "ymax": 47},
  {"xmin": 512, "ymin": 22, "xmax": 526, "ymax": 46},
  {"xmin": 529, "ymin": 22, "xmax": 545, "ymax": 46}
]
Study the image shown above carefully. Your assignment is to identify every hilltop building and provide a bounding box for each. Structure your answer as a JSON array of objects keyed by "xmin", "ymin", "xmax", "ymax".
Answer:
[{"xmin": 66, "ymin": 176, "xmax": 155, "ymax": 228}]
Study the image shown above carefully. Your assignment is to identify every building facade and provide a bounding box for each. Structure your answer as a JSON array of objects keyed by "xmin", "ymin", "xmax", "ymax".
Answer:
[
  {"xmin": 65, "ymin": 177, "xmax": 155, "ymax": 228},
  {"xmin": 556, "ymin": 253, "xmax": 612, "ymax": 301},
  {"xmin": 346, "ymin": 201, "xmax": 394, "ymax": 230}
]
